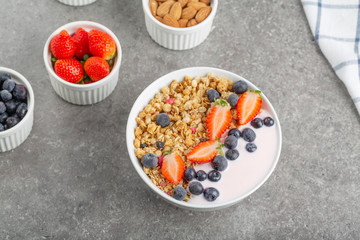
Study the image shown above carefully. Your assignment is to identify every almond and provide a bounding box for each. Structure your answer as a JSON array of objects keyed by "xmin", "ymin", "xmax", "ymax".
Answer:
[
  {"xmin": 199, "ymin": 0, "xmax": 211, "ymax": 5},
  {"xmin": 169, "ymin": 2, "xmax": 182, "ymax": 20},
  {"xmin": 187, "ymin": 18, "xmax": 197, "ymax": 27},
  {"xmin": 157, "ymin": 0, "xmax": 175, "ymax": 17},
  {"xmin": 149, "ymin": 0, "xmax": 158, "ymax": 17},
  {"xmin": 181, "ymin": 6, "xmax": 197, "ymax": 20},
  {"xmin": 195, "ymin": 6, "xmax": 211, "ymax": 23},
  {"xmin": 178, "ymin": 19, "xmax": 189, "ymax": 28},
  {"xmin": 156, "ymin": 16, "xmax": 164, "ymax": 23},
  {"xmin": 178, "ymin": 0, "xmax": 189, "ymax": 8},
  {"xmin": 187, "ymin": 2, "xmax": 207, "ymax": 10},
  {"xmin": 188, "ymin": 0, "xmax": 199, "ymax": 2},
  {"xmin": 163, "ymin": 14, "xmax": 180, "ymax": 27}
]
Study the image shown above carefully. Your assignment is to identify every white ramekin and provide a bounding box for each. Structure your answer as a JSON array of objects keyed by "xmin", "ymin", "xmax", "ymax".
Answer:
[
  {"xmin": 43, "ymin": 21, "xmax": 122, "ymax": 105},
  {"xmin": 142, "ymin": 0, "xmax": 218, "ymax": 50},
  {"xmin": 57, "ymin": 0, "xmax": 97, "ymax": 6},
  {"xmin": 0, "ymin": 67, "xmax": 34, "ymax": 152},
  {"xmin": 126, "ymin": 67, "xmax": 282, "ymax": 211}
]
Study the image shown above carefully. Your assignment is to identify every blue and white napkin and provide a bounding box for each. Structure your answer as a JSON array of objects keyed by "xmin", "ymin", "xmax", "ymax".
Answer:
[{"xmin": 302, "ymin": 0, "xmax": 360, "ymax": 115}]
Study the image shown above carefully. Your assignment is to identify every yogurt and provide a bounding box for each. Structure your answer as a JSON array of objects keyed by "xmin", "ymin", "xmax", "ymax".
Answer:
[{"xmin": 187, "ymin": 109, "xmax": 280, "ymax": 204}]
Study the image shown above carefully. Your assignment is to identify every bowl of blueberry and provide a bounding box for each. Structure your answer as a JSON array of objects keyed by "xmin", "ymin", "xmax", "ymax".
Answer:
[
  {"xmin": 0, "ymin": 67, "xmax": 34, "ymax": 152},
  {"xmin": 126, "ymin": 67, "xmax": 282, "ymax": 210}
]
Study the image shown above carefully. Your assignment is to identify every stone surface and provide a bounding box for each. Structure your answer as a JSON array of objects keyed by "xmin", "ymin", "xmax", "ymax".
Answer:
[{"xmin": 0, "ymin": 0, "xmax": 359, "ymax": 239}]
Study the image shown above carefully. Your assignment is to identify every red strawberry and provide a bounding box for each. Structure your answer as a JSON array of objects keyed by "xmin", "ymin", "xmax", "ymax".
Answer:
[
  {"xmin": 50, "ymin": 30, "xmax": 76, "ymax": 59},
  {"xmin": 161, "ymin": 152, "xmax": 185, "ymax": 185},
  {"xmin": 72, "ymin": 28, "xmax": 91, "ymax": 59},
  {"xmin": 187, "ymin": 140, "xmax": 220, "ymax": 163},
  {"xmin": 237, "ymin": 90, "xmax": 262, "ymax": 125},
  {"xmin": 207, "ymin": 100, "xmax": 232, "ymax": 140},
  {"xmin": 84, "ymin": 56, "xmax": 110, "ymax": 81},
  {"xmin": 88, "ymin": 29, "xmax": 116, "ymax": 60},
  {"xmin": 54, "ymin": 59, "xmax": 84, "ymax": 83}
]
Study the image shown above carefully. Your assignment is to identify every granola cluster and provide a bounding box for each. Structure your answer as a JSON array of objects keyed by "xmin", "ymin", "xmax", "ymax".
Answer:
[{"xmin": 134, "ymin": 73, "xmax": 239, "ymax": 199}]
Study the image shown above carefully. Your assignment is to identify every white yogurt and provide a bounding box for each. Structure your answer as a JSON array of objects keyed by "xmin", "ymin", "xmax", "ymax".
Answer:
[{"xmin": 187, "ymin": 110, "xmax": 279, "ymax": 204}]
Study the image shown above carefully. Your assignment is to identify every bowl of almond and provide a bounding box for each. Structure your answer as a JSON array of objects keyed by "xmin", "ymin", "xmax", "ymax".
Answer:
[{"xmin": 142, "ymin": 0, "xmax": 218, "ymax": 50}]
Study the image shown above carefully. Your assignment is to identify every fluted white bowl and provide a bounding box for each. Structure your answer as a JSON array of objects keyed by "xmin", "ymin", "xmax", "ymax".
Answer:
[
  {"xmin": 0, "ymin": 67, "xmax": 34, "ymax": 152},
  {"xmin": 43, "ymin": 21, "xmax": 122, "ymax": 105},
  {"xmin": 142, "ymin": 0, "xmax": 218, "ymax": 50},
  {"xmin": 57, "ymin": 0, "xmax": 97, "ymax": 6}
]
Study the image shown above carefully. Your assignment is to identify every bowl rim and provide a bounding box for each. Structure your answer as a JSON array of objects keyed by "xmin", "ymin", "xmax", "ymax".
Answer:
[
  {"xmin": 126, "ymin": 67, "xmax": 283, "ymax": 210},
  {"xmin": 0, "ymin": 67, "xmax": 35, "ymax": 137},
  {"xmin": 142, "ymin": 0, "xmax": 218, "ymax": 32},
  {"xmin": 43, "ymin": 20, "xmax": 122, "ymax": 89}
]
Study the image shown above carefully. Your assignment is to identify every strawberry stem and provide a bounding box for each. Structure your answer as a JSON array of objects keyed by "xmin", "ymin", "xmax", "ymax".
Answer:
[
  {"xmin": 164, "ymin": 150, "xmax": 172, "ymax": 155},
  {"xmin": 215, "ymin": 99, "xmax": 229, "ymax": 107},
  {"xmin": 83, "ymin": 54, "xmax": 89, "ymax": 61},
  {"xmin": 51, "ymin": 57, "xmax": 57, "ymax": 62}
]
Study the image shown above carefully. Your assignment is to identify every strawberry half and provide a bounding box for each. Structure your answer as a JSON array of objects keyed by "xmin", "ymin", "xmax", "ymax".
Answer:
[
  {"xmin": 50, "ymin": 30, "xmax": 76, "ymax": 59},
  {"xmin": 84, "ymin": 56, "xmax": 110, "ymax": 81},
  {"xmin": 54, "ymin": 59, "xmax": 84, "ymax": 83},
  {"xmin": 161, "ymin": 152, "xmax": 185, "ymax": 185},
  {"xmin": 207, "ymin": 99, "xmax": 232, "ymax": 140},
  {"xmin": 187, "ymin": 140, "xmax": 221, "ymax": 163},
  {"xmin": 72, "ymin": 28, "xmax": 91, "ymax": 59},
  {"xmin": 237, "ymin": 90, "xmax": 262, "ymax": 125},
  {"xmin": 88, "ymin": 29, "xmax": 116, "ymax": 60}
]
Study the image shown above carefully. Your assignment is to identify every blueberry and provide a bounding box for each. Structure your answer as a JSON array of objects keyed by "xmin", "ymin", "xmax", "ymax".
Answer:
[
  {"xmin": 156, "ymin": 141, "xmax": 164, "ymax": 149},
  {"xmin": 225, "ymin": 149, "xmax": 239, "ymax": 160},
  {"xmin": 0, "ymin": 112, "xmax": 8, "ymax": 123},
  {"xmin": 228, "ymin": 93, "xmax": 239, "ymax": 107},
  {"xmin": 141, "ymin": 153, "xmax": 158, "ymax": 168},
  {"xmin": 264, "ymin": 117, "xmax": 274, "ymax": 127},
  {"xmin": 2, "ymin": 79, "xmax": 15, "ymax": 92},
  {"xmin": 203, "ymin": 187, "xmax": 220, "ymax": 202},
  {"xmin": 207, "ymin": 89, "xmax": 220, "ymax": 102},
  {"xmin": 156, "ymin": 113, "xmax": 170, "ymax": 128},
  {"xmin": 211, "ymin": 155, "xmax": 228, "ymax": 171},
  {"xmin": 6, "ymin": 116, "xmax": 19, "ymax": 129},
  {"xmin": 242, "ymin": 128, "xmax": 256, "ymax": 142},
  {"xmin": 173, "ymin": 186, "xmax": 187, "ymax": 201},
  {"xmin": 188, "ymin": 182, "xmax": 204, "ymax": 195},
  {"xmin": 0, "ymin": 73, "xmax": 11, "ymax": 86},
  {"xmin": 0, "ymin": 101, "xmax": 6, "ymax": 114},
  {"xmin": 0, "ymin": 123, "xmax": 4, "ymax": 132},
  {"xmin": 251, "ymin": 118, "xmax": 263, "ymax": 129},
  {"xmin": 5, "ymin": 100, "xmax": 17, "ymax": 114},
  {"xmin": 246, "ymin": 143, "xmax": 257, "ymax": 153},
  {"xmin": 196, "ymin": 170, "xmax": 207, "ymax": 181},
  {"xmin": 12, "ymin": 85, "xmax": 27, "ymax": 101},
  {"xmin": 228, "ymin": 128, "xmax": 241, "ymax": 139},
  {"xmin": 16, "ymin": 103, "xmax": 27, "ymax": 119},
  {"xmin": 0, "ymin": 90, "xmax": 12, "ymax": 102},
  {"xmin": 208, "ymin": 170, "xmax": 221, "ymax": 182},
  {"xmin": 184, "ymin": 167, "xmax": 196, "ymax": 181},
  {"xmin": 232, "ymin": 80, "xmax": 248, "ymax": 94},
  {"xmin": 224, "ymin": 135, "xmax": 238, "ymax": 149},
  {"xmin": 140, "ymin": 142, "xmax": 148, "ymax": 148}
]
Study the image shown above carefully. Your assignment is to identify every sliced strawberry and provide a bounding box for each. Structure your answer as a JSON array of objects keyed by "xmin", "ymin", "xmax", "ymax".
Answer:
[
  {"xmin": 207, "ymin": 100, "xmax": 232, "ymax": 140},
  {"xmin": 187, "ymin": 140, "xmax": 220, "ymax": 163},
  {"xmin": 237, "ymin": 90, "xmax": 262, "ymax": 125},
  {"xmin": 161, "ymin": 152, "xmax": 185, "ymax": 185}
]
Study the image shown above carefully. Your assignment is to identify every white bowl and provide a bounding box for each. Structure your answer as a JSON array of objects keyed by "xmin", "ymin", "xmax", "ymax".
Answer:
[
  {"xmin": 57, "ymin": 0, "xmax": 97, "ymax": 6},
  {"xmin": 126, "ymin": 67, "xmax": 282, "ymax": 211},
  {"xmin": 43, "ymin": 21, "xmax": 122, "ymax": 105},
  {"xmin": 142, "ymin": 0, "xmax": 218, "ymax": 50},
  {"xmin": 0, "ymin": 67, "xmax": 34, "ymax": 152}
]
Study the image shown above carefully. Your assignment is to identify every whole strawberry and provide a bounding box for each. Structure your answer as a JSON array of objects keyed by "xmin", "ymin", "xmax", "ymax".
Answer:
[
  {"xmin": 72, "ymin": 28, "xmax": 91, "ymax": 59},
  {"xmin": 54, "ymin": 59, "xmax": 84, "ymax": 83},
  {"xmin": 50, "ymin": 30, "xmax": 76, "ymax": 59},
  {"xmin": 88, "ymin": 29, "xmax": 116, "ymax": 60},
  {"xmin": 84, "ymin": 56, "xmax": 110, "ymax": 81}
]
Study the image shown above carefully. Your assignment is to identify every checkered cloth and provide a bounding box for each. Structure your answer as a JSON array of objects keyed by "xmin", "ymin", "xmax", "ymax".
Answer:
[{"xmin": 302, "ymin": 0, "xmax": 360, "ymax": 115}]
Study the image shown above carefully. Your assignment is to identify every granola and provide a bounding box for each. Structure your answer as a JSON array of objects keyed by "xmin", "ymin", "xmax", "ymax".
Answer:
[{"xmin": 134, "ymin": 73, "xmax": 238, "ymax": 200}]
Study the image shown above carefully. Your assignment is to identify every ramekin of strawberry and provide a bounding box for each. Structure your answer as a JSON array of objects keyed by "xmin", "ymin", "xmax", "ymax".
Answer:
[{"xmin": 43, "ymin": 21, "xmax": 122, "ymax": 105}]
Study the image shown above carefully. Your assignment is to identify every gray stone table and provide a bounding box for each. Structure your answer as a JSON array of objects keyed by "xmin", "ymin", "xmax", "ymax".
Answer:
[{"xmin": 0, "ymin": 0, "xmax": 359, "ymax": 239}]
